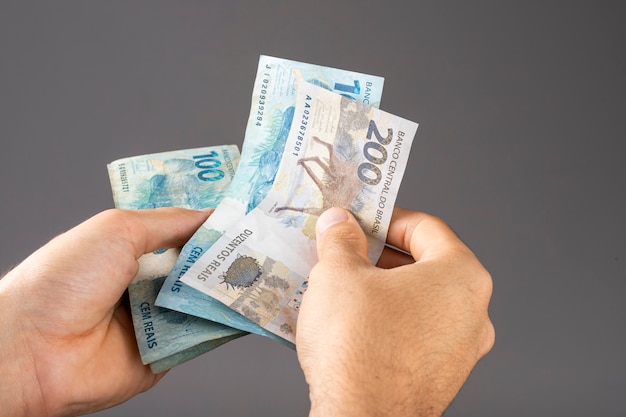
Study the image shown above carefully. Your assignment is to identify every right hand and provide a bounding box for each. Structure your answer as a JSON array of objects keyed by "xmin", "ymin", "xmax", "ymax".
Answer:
[{"xmin": 296, "ymin": 207, "xmax": 495, "ymax": 417}]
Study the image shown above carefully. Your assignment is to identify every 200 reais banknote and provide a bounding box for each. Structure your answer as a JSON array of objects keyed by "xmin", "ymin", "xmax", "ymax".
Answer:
[
  {"xmin": 155, "ymin": 55, "xmax": 385, "ymax": 345},
  {"xmin": 107, "ymin": 146, "xmax": 246, "ymax": 372},
  {"xmin": 179, "ymin": 82, "xmax": 418, "ymax": 344}
]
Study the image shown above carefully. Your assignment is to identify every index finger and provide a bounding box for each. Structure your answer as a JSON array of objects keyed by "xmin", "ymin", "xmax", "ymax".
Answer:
[
  {"xmin": 385, "ymin": 207, "xmax": 466, "ymax": 261},
  {"xmin": 85, "ymin": 207, "xmax": 212, "ymax": 259}
]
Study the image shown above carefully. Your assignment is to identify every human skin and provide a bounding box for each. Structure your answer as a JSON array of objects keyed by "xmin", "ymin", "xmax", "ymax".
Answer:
[
  {"xmin": 297, "ymin": 207, "xmax": 495, "ymax": 417},
  {"xmin": 0, "ymin": 208, "xmax": 212, "ymax": 417},
  {"xmin": 0, "ymin": 206, "xmax": 493, "ymax": 417}
]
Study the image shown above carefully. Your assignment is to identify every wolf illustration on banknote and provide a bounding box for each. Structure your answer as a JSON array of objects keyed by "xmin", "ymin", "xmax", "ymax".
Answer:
[{"xmin": 274, "ymin": 135, "xmax": 362, "ymax": 216}]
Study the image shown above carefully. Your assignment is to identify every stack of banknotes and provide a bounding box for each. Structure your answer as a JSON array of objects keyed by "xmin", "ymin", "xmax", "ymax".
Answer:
[{"xmin": 107, "ymin": 55, "xmax": 418, "ymax": 372}]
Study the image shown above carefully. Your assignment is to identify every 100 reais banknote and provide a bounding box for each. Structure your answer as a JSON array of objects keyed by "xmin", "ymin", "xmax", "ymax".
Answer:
[{"xmin": 107, "ymin": 146, "xmax": 246, "ymax": 372}]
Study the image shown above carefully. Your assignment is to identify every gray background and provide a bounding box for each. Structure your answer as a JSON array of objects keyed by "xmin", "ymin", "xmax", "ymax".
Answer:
[{"xmin": 1, "ymin": 1, "xmax": 624, "ymax": 416}]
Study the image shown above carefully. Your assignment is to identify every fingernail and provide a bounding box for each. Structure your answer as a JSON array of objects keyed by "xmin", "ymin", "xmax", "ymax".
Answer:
[{"xmin": 316, "ymin": 207, "xmax": 349, "ymax": 234}]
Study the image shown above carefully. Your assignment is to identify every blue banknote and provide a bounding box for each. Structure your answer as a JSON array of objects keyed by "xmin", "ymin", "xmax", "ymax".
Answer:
[
  {"xmin": 179, "ymin": 83, "xmax": 418, "ymax": 343},
  {"xmin": 107, "ymin": 146, "xmax": 246, "ymax": 371},
  {"xmin": 155, "ymin": 56, "xmax": 384, "ymax": 344}
]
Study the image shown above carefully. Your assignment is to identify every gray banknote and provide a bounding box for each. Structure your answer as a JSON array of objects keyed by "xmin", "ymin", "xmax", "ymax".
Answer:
[
  {"xmin": 155, "ymin": 55, "xmax": 384, "ymax": 344},
  {"xmin": 180, "ymin": 83, "xmax": 418, "ymax": 343},
  {"xmin": 107, "ymin": 146, "xmax": 246, "ymax": 371}
]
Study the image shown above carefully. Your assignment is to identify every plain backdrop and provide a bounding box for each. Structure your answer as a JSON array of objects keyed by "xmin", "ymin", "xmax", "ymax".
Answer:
[{"xmin": 1, "ymin": 2, "xmax": 624, "ymax": 416}]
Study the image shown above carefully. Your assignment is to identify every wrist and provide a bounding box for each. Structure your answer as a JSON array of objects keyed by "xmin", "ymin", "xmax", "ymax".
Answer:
[
  {"xmin": 305, "ymin": 356, "xmax": 411, "ymax": 417},
  {"xmin": 304, "ymin": 348, "xmax": 442, "ymax": 417},
  {"xmin": 307, "ymin": 366, "xmax": 368, "ymax": 417},
  {"xmin": 0, "ymin": 269, "xmax": 46, "ymax": 417}
]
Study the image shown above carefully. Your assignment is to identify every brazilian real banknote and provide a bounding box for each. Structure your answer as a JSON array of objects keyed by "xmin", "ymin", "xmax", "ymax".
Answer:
[
  {"xmin": 155, "ymin": 55, "xmax": 384, "ymax": 346},
  {"xmin": 107, "ymin": 146, "xmax": 247, "ymax": 372},
  {"xmin": 179, "ymin": 82, "xmax": 418, "ymax": 344}
]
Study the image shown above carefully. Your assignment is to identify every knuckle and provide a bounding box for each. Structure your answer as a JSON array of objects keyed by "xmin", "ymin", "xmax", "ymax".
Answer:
[
  {"xmin": 91, "ymin": 209, "xmax": 140, "ymax": 243},
  {"xmin": 475, "ymin": 267, "xmax": 493, "ymax": 300},
  {"xmin": 326, "ymin": 224, "xmax": 362, "ymax": 243},
  {"xmin": 479, "ymin": 319, "xmax": 496, "ymax": 358},
  {"xmin": 320, "ymin": 226, "xmax": 368, "ymax": 259},
  {"xmin": 94, "ymin": 208, "xmax": 132, "ymax": 225},
  {"xmin": 462, "ymin": 256, "xmax": 493, "ymax": 303}
]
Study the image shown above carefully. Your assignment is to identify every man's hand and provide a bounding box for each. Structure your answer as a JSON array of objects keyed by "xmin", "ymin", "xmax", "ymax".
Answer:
[
  {"xmin": 0, "ymin": 208, "xmax": 211, "ymax": 417},
  {"xmin": 297, "ymin": 207, "xmax": 495, "ymax": 417}
]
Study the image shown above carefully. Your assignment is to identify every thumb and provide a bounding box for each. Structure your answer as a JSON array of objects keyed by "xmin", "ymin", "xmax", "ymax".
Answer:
[{"xmin": 315, "ymin": 207, "xmax": 371, "ymax": 266}]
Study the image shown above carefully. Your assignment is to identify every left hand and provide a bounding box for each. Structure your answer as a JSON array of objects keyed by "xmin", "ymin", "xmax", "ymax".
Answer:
[{"xmin": 0, "ymin": 208, "xmax": 211, "ymax": 417}]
